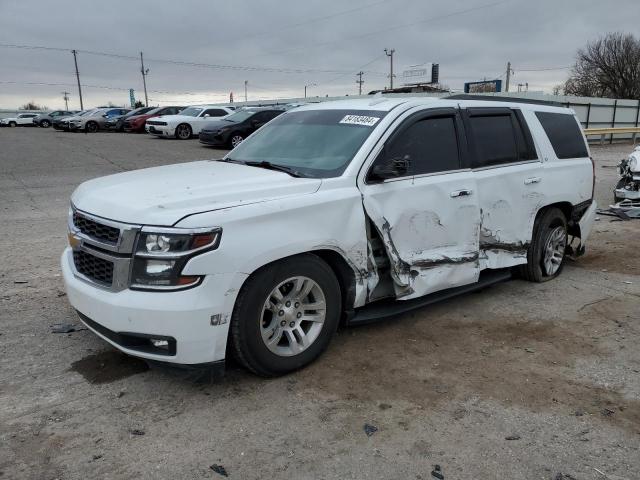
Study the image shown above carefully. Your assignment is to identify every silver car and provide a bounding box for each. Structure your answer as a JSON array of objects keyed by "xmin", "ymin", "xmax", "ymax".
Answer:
[
  {"xmin": 32, "ymin": 110, "xmax": 78, "ymax": 128},
  {"xmin": 66, "ymin": 107, "xmax": 131, "ymax": 133}
]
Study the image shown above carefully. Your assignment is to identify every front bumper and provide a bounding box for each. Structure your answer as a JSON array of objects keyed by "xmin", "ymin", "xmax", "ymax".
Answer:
[
  {"xmin": 61, "ymin": 247, "xmax": 246, "ymax": 365},
  {"xmin": 147, "ymin": 124, "xmax": 174, "ymax": 137},
  {"xmin": 199, "ymin": 131, "xmax": 227, "ymax": 146},
  {"xmin": 615, "ymin": 187, "xmax": 640, "ymax": 200}
]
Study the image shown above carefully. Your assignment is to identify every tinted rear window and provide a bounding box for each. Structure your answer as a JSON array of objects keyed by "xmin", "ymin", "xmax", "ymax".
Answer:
[
  {"xmin": 468, "ymin": 114, "xmax": 518, "ymax": 167},
  {"xmin": 535, "ymin": 112, "xmax": 588, "ymax": 159}
]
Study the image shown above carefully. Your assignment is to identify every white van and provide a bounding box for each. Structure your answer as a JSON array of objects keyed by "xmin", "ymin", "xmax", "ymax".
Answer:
[{"xmin": 62, "ymin": 97, "xmax": 597, "ymax": 377}]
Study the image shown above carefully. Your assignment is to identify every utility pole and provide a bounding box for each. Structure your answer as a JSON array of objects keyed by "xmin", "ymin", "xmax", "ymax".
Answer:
[
  {"xmin": 304, "ymin": 83, "xmax": 316, "ymax": 98},
  {"xmin": 71, "ymin": 50, "xmax": 83, "ymax": 110},
  {"xmin": 244, "ymin": 80, "xmax": 248, "ymax": 102},
  {"xmin": 505, "ymin": 61, "xmax": 512, "ymax": 92},
  {"xmin": 140, "ymin": 52, "xmax": 149, "ymax": 107},
  {"xmin": 62, "ymin": 91, "xmax": 70, "ymax": 110},
  {"xmin": 356, "ymin": 71, "xmax": 364, "ymax": 95},
  {"xmin": 384, "ymin": 48, "xmax": 395, "ymax": 90}
]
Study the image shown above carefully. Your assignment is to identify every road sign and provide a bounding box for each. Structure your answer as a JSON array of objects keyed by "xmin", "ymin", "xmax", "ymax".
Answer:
[{"xmin": 129, "ymin": 89, "xmax": 136, "ymax": 107}]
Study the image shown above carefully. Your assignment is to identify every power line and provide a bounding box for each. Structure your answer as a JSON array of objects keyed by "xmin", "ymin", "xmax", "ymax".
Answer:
[
  {"xmin": 0, "ymin": 42, "xmax": 386, "ymax": 76},
  {"xmin": 0, "ymin": 81, "xmax": 229, "ymax": 97}
]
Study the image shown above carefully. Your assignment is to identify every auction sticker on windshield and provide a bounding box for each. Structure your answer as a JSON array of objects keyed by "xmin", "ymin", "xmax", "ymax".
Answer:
[{"xmin": 339, "ymin": 115, "xmax": 380, "ymax": 127}]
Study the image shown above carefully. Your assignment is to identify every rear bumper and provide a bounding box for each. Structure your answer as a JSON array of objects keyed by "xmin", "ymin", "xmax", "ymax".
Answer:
[{"xmin": 577, "ymin": 200, "xmax": 597, "ymax": 247}]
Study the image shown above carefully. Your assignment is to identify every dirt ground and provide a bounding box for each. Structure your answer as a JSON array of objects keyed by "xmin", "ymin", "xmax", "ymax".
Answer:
[{"xmin": 0, "ymin": 127, "xmax": 638, "ymax": 480}]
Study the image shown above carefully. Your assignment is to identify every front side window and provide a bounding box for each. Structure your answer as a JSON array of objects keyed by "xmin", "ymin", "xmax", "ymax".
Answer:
[
  {"xmin": 226, "ymin": 109, "xmax": 386, "ymax": 178},
  {"xmin": 382, "ymin": 115, "xmax": 460, "ymax": 176},
  {"xmin": 203, "ymin": 109, "xmax": 227, "ymax": 117}
]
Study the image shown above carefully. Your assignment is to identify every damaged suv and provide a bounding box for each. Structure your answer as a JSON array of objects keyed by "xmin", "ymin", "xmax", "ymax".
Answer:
[{"xmin": 62, "ymin": 97, "xmax": 597, "ymax": 377}]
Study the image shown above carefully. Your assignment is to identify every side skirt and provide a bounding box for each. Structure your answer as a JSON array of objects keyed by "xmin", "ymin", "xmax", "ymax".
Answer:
[{"xmin": 347, "ymin": 268, "xmax": 512, "ymax": 326}]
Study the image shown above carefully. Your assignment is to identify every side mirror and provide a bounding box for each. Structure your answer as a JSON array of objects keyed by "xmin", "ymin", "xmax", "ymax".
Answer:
[
  {"xmin": 203, "ymin": 114, "xmax": 210, "ymax": 118},
  {"xmin": 102, "ymin": 114, "xmax": 108, "ymax": 118},
  {"xmin": 371, "ymin": 156, "xmax": 410, "ymax": 181}
]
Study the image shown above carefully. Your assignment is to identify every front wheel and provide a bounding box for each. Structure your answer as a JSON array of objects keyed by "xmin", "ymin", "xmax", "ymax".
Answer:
[
  {"xmin": 85, "ymin": 121, "xmax": 98, "ymax": 133},
  {"xmin": 229, "ymin": 133, "xmax": 244, "ymax": 148},
  {"xmin": 230, "ymin": 254, "xmax": 341, "ymax": 377},
  {"xmin": 175, "ymin": 123, "xmax": 192, "ymax": 140},
  {"xmin": 519, "ymin": 207, "xmax": 567, "ymax": 282},
  {"xmin": 40, "ymin": 119, "xmax": 51, "ymax": 128},
  {"xmin": 8, "ymin": 121, "xmax": 16, "ymax": 127}
]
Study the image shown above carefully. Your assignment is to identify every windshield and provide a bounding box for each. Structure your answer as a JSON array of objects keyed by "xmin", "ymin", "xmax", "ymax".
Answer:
[
  {"xmin": 223, "ymin": 110, "xmax": 257, "ymax": 123},
  {"xmin": 179, "ymin": 107, "xmax": 203, "ymax": 117},
  {"xmin": 226, "ymin": 109, "xmax": 386, "ymax": 178},
  {"xmin": 126, "ymin": 107, "xmax": 155, "ymax": 117}
]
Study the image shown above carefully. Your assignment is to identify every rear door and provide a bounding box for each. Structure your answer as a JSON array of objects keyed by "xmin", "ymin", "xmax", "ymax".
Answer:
[
  {"xmin": 462, "ymin": 107, "xmax": 542, "ymax": 269},
  {"xmin": 359, "ymin": 107, "xmax": 481, "ymax": 300}
]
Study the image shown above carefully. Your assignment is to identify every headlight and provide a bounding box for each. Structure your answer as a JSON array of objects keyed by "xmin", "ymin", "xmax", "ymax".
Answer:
[
  {"xmin": 629, "ymin": 156, "xmax": 639, "ymax": 172},
  {"xmin": 131, "ymin": 227, "xmax": 221, "ymax": 290}
]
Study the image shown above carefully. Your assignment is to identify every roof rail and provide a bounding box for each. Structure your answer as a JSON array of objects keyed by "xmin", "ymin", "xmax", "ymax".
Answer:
[{"xmin": 446, "ymin": 94, "xmax": 565, "ymax": 107}]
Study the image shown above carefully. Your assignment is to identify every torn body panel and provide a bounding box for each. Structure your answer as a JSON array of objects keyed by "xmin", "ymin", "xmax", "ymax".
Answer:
[
  {"xmin": 361, "ymin": 172, "xmax": 481, "ymax": 300},
  {"xmin": 473, "ymin": 161, "xmax": 543, "ymax": 270}
]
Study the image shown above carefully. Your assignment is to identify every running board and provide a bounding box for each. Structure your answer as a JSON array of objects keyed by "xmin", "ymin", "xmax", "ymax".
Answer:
[{"xmin": 347, "ymin": 269, "xmax": 513, "ymax": 326}]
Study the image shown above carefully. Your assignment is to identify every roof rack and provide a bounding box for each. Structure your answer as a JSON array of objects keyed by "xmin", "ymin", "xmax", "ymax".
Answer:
[{"xmin": 446, "ymin": 94, "xmax": 565, "ymax": 107}]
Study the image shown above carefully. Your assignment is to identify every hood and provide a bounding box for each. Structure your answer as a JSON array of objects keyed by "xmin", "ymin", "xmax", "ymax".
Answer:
[
  {"xmin": 71, "ymin": 160, "xmax": 322, "ymax": 225},
  {"xmin": 201, "ymin": 119, "xmax": 230, "ymax": 131}
]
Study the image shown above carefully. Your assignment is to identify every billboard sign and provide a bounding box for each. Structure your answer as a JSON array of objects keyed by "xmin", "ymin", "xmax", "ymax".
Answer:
[{"xmin": 401, "ymin": 63, "xmax": 433, "ymax": 85}]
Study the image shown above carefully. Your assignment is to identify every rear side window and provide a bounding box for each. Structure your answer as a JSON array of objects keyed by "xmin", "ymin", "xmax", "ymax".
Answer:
[
  {"xmin": 535, "ymin": 112, "xmax": 588, "ymax": 159},
  {"xmin": 385, "ymin": 115, "xmax": 460, "ymax": 175},
  {"xmin": 468, "ymin": 114, "xmax": 517, "ymax": 167}
]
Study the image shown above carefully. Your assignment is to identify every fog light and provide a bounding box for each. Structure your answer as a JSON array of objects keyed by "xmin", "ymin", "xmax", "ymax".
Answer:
[
  {"xmin": 145, "ymin": 259, "xmax": 175, "ymax": 275},
  {"xmin": 151, "ymin": 339, "xmax": 169, "ymax": 349}
]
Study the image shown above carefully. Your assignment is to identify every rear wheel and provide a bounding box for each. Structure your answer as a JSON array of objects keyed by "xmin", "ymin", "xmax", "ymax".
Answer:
[
  {"xmin": 86, "ymin": 121, "xmax": 98, "ymax": 133},
  {"xmin": 230, "ymin": 254, "xmax": 341, "ymax": 377},
  {"xmin": 40, "ymin": 119, "xmax": 51, "ymax": 128},
  {"xmin": 176, "ymin": 123, "xmax": 192, "ymax": 140},
  {"xmin": 519, "ymin": 207, "xmax": 567, "ymax": 282}
]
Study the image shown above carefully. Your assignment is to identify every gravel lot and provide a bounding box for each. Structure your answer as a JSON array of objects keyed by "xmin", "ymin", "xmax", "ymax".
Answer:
[{"xmin": 1, "ymin": 127, "xmax": 638, "ymax": 480}]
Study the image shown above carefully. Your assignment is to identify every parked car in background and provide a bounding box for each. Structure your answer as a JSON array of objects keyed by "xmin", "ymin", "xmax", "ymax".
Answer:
[
  {"xmin": 66, "ymin": 108, "xmax": 131, "ymax": 133},
  {"xmin": 61, "ymin": 97, "xmax": 597, "ymax": 377},
  {"xmin": 146, "ymin": 105, "xmax": 234, "ymax": 139},
  {"xmin": 199, "ymin": 107, "xmax": 285, "ymax": 148},
  {"xmin": 1, "ymin": 113, "xmax": 39, "ymax": 127},
  {"xmin": 32, "ymin": 110, "xmax": 78, "ymax": 128},
  {"xmin": 53, "ymin": 110, "xmax": 89, "ymax": 130},
  {"xmin": 123, "ymin": 106, "xmax": 184, "ymax": 133},
  {"xmin": 105, "ymin": 106, "xmax": 157, "ymax": 132}
]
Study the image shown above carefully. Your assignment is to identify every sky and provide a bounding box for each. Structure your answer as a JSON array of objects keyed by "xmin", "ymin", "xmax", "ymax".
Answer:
[{"xmin": 0, "ymin": 0, "xmax": 638, "ymax": 110}]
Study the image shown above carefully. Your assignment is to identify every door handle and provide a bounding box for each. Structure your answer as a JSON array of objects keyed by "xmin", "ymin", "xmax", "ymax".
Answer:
[
  {"xmin": 450, "ymin": 189, "xmax": 473, "ymax": 198},
  {"xmin": 524, "ymin": 177, "xmax": 541, "ymax": 185}
]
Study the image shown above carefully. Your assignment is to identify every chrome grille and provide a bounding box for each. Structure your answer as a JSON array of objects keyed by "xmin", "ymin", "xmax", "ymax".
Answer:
[
  {"xmin": 73, "ymin": 212, "xmax": 120, "ymax": 244},
  {"xmin": 73, "ymin": 250, "xmax": 114, "ymax": 286}
]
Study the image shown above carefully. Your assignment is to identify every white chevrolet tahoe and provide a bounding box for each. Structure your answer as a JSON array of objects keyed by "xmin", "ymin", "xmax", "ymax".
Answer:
[{"xmin": 62, "ymin": 97, "xmax": 597, "ymax": 377}]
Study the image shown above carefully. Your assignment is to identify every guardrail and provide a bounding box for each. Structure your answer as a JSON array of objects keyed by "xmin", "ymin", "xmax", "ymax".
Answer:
[{"xmin": 583, "ymin": 127, "xmax": 640, "ymax": 145}]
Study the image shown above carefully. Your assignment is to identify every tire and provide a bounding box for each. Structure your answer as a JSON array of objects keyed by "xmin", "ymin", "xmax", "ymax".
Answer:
[
  {"xmin": 40, "ymin": 119, "xmax": 51, "ymax": 128},
  {"xmin": 613, "ymin": 178, "xmax": 626, "ymax": 203},
  {"xmin": 86, "ymin": 121, "xmax": 98, "ymax": 133},
  {"xmin": 519, "ymin": 207, "xmax": 567, "ymax": 282},
  {"xmin": 175, "ymin": 123, "xmax": 192, "ymax": 140},
  {"xmin": 8, "ymin": 121, "xmax": 16, "ymax": 128},
  {"xmin": 230, "ymin": 254, "xmax": 341, "ymax": 377},
  {"xmin": 229, "ymin": 133, "xmax": 244, "ymax": 148}
]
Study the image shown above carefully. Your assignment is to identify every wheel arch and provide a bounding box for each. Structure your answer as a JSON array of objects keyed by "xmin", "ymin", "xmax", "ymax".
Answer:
[{"xmin": 535, "ymin": 200, "xmax": 583, "ymax": 238}]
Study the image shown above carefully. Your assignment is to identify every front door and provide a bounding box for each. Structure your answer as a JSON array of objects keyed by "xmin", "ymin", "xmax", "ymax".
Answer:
[{"xmin": 359, "ymin": 108, "xmax": 481, "ymax": 300}]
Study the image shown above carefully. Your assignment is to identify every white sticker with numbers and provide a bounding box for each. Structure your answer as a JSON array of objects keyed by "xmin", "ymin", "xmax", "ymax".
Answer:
[{"xmin": 339, "ymin": 115, "xmax": 380, "ymax": 127}]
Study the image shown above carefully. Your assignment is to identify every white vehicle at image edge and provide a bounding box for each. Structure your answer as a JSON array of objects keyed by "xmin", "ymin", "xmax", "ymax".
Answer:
[
  {"xmin": 146, "ymin": 105, "xmax": 234, "ymax": 139},
  {"xmin": 62, "ymin": 97, "xmax": 597, "ymax": 377},
  {"xmin": 0, "ymin": 113, "xmax": 39, "ymax": 127}
]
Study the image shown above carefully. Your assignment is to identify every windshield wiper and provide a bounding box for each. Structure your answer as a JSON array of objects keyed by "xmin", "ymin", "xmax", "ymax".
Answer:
[{"xmin": 244, "ymin": 161, "xmax": 303, "ymax": 178}]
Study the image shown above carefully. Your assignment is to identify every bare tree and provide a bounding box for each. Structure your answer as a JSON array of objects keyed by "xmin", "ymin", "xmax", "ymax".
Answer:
[
  {"xmin": 564, "ymin": 32, "xmax": 640, "ymax": 99},
  {"xmin": 21, "ymin": 101, "xmax": 46, "ymax": 110}
]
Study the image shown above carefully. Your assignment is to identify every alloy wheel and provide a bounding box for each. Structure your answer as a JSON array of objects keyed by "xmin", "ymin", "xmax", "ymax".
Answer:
[{"xmin": 542, "ymin": 226, "xmax": 566, "ymax": 276}]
